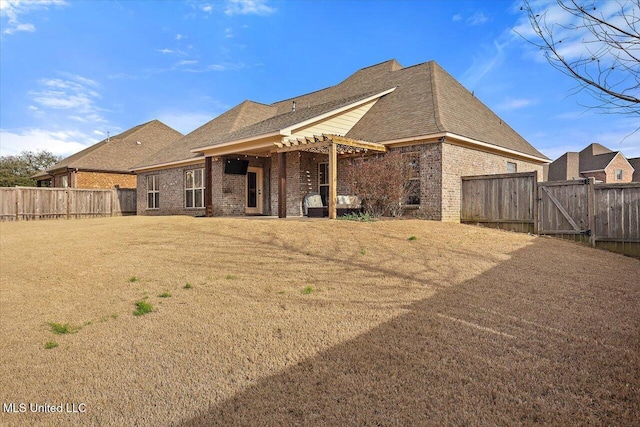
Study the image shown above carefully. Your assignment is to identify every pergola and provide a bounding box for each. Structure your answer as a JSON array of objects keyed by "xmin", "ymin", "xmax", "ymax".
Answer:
[{"xmin": 274, "ymin": 134, "xmax": 387, "ymax": 219}]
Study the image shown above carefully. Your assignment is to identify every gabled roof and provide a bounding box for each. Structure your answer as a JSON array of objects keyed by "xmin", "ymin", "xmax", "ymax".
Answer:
[
  {"xmin": 137, "ymin": 59, "xmax": 548, "ymax": 169},
  {"xmin": 135, "ymin": 101, "xmax": 276, "ymax": 169},
  {"xmin": 47, "ymin": 120, "xmax": 182, "ymax": 174}
]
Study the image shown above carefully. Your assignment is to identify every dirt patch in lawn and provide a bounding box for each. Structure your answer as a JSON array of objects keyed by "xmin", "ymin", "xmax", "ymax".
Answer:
[{"xmin": 0, "ymin": 216, "xmax": 638, "ymax": 426}]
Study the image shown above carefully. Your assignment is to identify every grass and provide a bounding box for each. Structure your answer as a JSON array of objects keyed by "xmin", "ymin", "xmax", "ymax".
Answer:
[
  {"xmin": 408, "ymin": 235, "xmax": 418, "ymax": 241},
  {"xmin": 337, "ymin": 212, "xmax": 374, "ymax": 222},
  {"xmin": 48, "ymin": 322, "xmax": 79, "ymax": 335},
  {"xmin": 133, "ymin": 300, "xmax": 154, "ymax": 316},
  {"xmin": 184, "ymin": 283, "xmax": 193, "ymax": 289},
  {"xmin": 301, "ymin": 286, "xmax": 314, "ymax": 295},
  {"xmin": 1, "ymin": 216, "xmax": 638, "ymax": 426},
  {"xmin": 44, "ymin": 341, "xmax": 59, "ymax": 350},
  {"xmin": 225, "ymin": 274, "xmax": 237, "ymax": 280},
  {"xmin": 158, "ymin": 292, "xmax": 172, "ymax": 298},
  {"xmin": 129, "ymin": 276, "xmax": 139, "ymax": 283}
]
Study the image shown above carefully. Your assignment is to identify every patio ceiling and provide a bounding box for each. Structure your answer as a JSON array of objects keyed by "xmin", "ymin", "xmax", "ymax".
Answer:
[{"xmin": 274, "ymin": 134, "xmax": 387, "ymax": 155}]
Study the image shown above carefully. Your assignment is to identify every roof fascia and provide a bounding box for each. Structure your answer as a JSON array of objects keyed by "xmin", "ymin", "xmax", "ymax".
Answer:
[
  {"xmin": 131, "ymin": 157, "xmax": 204, "ymax": 172},
  {"xmin": 382, "ymin": 132, "xmax": 550, "ymax": 163}
]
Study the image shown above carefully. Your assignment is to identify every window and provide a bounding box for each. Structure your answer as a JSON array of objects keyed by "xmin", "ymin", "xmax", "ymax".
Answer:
[
  {"xmin": 507, "ymin": 162, "xmax": 517, "ymax": 173},
  {"xmin": 185, "ymin": 168, "xmax": 204, "ymax": 208},
  {"xmin": 318, "ymin": 163, "xmax": 329, "ymax": 206},
  {"xmin": 146, "ymin": 175, "xmax": 159, "ymax": 209},
  {"xmin": 403, "ymin": 152, "xmax": 421, "ymax": 205},
  {"xmin": 60, "ymin": 175, "xmax": 68, "ymax": 188},
  {"xmin": 616, "ymin": 169, "xmax": 623, "ymax": 180}
]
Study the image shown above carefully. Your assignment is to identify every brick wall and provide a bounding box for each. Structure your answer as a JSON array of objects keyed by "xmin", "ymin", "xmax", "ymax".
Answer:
[
  {"xmin": 137, "ymin": 163, "xmax": 206, "ymax": 216},
  {"xmin": 441, "ymin": 142, "xmax": 544, "ymax": 221},
  {"xmin": 603, "ymin": 154, "xmax": 634, "ymax": 183},
  {"xmin": 76, "ymin": 171, "xmax": 137, "ymax": 189}
]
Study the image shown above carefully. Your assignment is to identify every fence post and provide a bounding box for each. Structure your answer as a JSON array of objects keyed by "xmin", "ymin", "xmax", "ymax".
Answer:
[
  {"xmin": 533, "ymin": 171, "xmax": 539, "ymax": 235},
  {"xmin": 15, "ymin": 187, "xmax": 21, "ymax": 221},
  {"xmin": 111, "ymin": 189, "xmax": 115, "ymax": 217},
  {"xmin": 66, "ymin": 189, "xmax": 70, "ymax": 220},
  {"xmin": 588, "ymin": 177, "xmax": 596, "ymax": 247}
]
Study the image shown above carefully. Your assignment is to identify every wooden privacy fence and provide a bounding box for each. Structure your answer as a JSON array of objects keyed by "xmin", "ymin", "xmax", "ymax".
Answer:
[
  {"xmin": 461, "ymin": 172, "xmax": 640, "ymax": 257},
  {"xmin": 0, "ymin": 187, "xmax": 137, "ymax": 221}
]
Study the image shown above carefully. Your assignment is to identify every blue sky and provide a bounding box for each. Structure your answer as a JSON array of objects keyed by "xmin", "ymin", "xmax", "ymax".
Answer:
[{"xmin": 1, "ymin": 0, "xmax": 638, "ymax": 161}]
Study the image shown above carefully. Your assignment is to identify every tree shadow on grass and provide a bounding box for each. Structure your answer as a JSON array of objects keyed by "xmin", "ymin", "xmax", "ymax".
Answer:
[{"xmin": 179, "ymin": 239, "xmax": 640, "ymax": 426}]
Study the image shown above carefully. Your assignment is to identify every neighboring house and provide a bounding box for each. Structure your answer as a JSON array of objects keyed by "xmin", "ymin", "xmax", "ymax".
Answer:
[
  {"xmin": 35, "ymin": 120, "xmax": 182, "ymax": 189},
  {"xmin": 628, "ymin": 157, "xmax": 640, "ymax": 182},
  {"xmin": 548, "ymin": 143, "xmax": 635, "ymax": 183},
  {"xmin": 132, "ymin": 59, "xmax": 549, "ymax": 221}
]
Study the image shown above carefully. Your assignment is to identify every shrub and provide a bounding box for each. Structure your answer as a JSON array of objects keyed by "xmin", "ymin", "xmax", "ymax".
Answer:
[{"xmin": 344, "ymin": 151, "xmax": 418, "ymax": 217}]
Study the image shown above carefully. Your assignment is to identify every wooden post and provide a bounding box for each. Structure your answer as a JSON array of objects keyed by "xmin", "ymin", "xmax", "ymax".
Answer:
[
  {"xmin": 15, "ymin": 188, "xmax": 20, "ymax": 221},
  {"xmin": 110, "ymin": 189, "xmax": 115, "ymax": 217},
  {"xmin": 533, "ymin": 170, "xmax": 539, "ymax": 235},
  {"xmin": 278, "ymin": 152, "xmax": 287, "ymax": 218},
  {"xmin": 587, "ymin": 177, "xmax": 596, "ymax": 247},
  {"xmin": 205, "ymin": 156, "xmax": 213, "ymax": 217},
  {"xmin": 66, "ymin": 189, "xmax": 70, "ymax": 220},
  {"xmin": 328, "ymin": 142, "xmax": 337, "ymax": 219}
]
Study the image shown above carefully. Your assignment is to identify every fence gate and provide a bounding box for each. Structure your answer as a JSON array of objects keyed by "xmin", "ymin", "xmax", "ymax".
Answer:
[{"xmin": 537, "ymin": 179, "xmax": 594, "ymax": 243}]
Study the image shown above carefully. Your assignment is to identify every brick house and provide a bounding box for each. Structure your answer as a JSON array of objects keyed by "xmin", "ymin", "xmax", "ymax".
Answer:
[
  {"xmin": 628, "ymin": 157, "xmax": 640, "ymax": 182},
  {"xmin": 133, "ymin": 59, "xmax": 549, "ymax": 221},
  {"xmin": 35, "ymin": 120, "xmax": 182, "ymax": 189},
  {"xmin": 548, "ymin": 143, "xmax": 636, "ymax": 183}
]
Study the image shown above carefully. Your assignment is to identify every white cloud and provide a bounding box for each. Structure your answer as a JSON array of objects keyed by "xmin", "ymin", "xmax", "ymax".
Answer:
[
  {"xmin": 175, "ymin": 59, "xmax": 198, "ymax": 66},
  {"xmin": 0, "ymin": 0, "xmax": 67, "ymax": 35},
  {"xmin": 225, "ymin": 0, "xmax": 275, "ymax": 16},
  {"xmin": 225, "ymin": 27, "xmax": 233, "ymax": 38},
  {"xmin": 201, "ymin": 3, "xmax": 213, "ymax": 13},
  {"xmin": 93, "ymin": 130, "xmax": 104, "ymax": 136},
  {"xmin": 175, "ymin": 33, "xmax": 184, "ymax": 40},
  {"xmin": 467, "ymin": 11, "xmax": 489, "ymax": 26},
  {"xmin": 28, "ymin": 74, "xmax": 106, "ymax": 123},
  {"xmin": 452, "ymin": 14, "xmax": 462, "ymax": 22},
  {"xmin": 0, "ymin": 128, "xmax": 93, "ymax": 157},
  {"xmin": 496, "ymin": 98, "xmax": 536, "ymax": 111},
  {"xmin": 157, "ymin": 48, "xmax": 174, "ymax": 54},
  {"xmin": 461, "ymin": 40, "xmax": 506, "ymax": 89}
]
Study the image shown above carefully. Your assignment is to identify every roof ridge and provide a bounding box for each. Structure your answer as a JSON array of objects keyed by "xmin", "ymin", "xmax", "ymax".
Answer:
[{"xmin": 429, "ymin": 62, "xmax": 445, "ymax": 132}]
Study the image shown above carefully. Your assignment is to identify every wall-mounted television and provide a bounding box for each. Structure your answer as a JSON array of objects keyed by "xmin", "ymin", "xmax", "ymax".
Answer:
[{"xmin": 224, "ymin": 158, "xmax": 249, "ymax": 175}]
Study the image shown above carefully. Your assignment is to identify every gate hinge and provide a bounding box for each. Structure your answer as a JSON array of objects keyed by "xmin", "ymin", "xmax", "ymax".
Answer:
[{"xmin": 582, "ymin": 229, "xmax": 591, "ymax": 236}]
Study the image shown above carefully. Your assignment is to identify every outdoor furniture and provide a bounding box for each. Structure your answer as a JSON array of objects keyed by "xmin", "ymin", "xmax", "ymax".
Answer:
[{"xmin": 305, "ymin": 194, "xmax": 362, "ymax": 217}]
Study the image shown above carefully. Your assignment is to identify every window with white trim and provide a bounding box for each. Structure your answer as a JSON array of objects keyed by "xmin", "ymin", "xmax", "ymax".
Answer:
[
  {"xmin": 507, "ymin": 162, "xmax": 517, "ymax": 173},
  {"xmin": 403, "ymin": 152, "xmax": 421, "ymax": 205},
  {"xmin": 616, "ymin": 169, "xmax": 623, "ymax": 180},
  {"xmin": 185, "ymin": 168, "xmax": 204, "ymax": 208},
  {"xmin": 146, "ymin": 175, "xmax": 159, "ymax": 209}
]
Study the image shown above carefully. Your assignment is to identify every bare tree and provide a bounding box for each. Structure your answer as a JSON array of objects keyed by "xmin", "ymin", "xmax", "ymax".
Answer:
[
  {"xmin": 344, "ymin": 151, "xmax": 418, "ymax": 218},
  {"xmin": 520, "ymin": 0, "xmax": 640, "ymax": 115}
]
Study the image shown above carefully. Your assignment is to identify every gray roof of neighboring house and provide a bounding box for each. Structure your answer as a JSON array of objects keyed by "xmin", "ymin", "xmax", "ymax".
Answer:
[
  {"xmin": 46, "ymin": 120, "xmax": 182, "ymax": 174},
  {"xmin": 138, "ymin": 59, "xmax": 548, "ymax": 169}
]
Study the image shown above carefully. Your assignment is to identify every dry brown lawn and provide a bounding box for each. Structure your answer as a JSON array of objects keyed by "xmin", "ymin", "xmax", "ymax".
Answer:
[{"xmin": 0, "ymin": 216, "xmax": 638, "ymax": 426}]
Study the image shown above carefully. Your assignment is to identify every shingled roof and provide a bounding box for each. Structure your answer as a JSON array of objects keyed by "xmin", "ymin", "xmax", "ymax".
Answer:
[
  {"xmin": 137, "ymin": 59, "xmax": 548, "ymax": 169},
  {"xmin": 136, "ymin": 101, "xmax": 276, "ymax": 168},
  {"xmin": 47, "ymin": 120, "xmax": 182, "ymax": 173}
]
